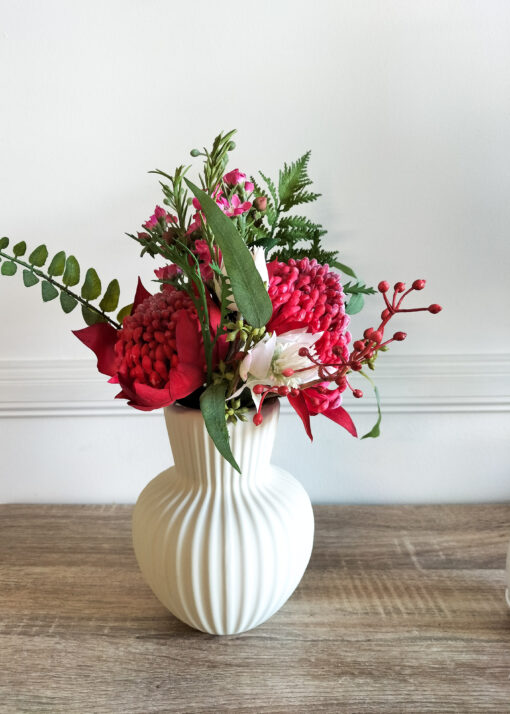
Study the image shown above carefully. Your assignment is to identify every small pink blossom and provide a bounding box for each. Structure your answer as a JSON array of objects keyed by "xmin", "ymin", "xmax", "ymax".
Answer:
[
  {"xmin": 186, "ymin": 212, "xmax": 203, "ymax": 235},
  {"xmin": 143, "ymin": 206, "xmax": 177, "ymax": 230},
  {"xmin": 143, "ymin": 215, "xmax": 158, "ymax": 230},
  {"xmin": 218, "ymin": 194, "xmax": 252, "ymax": 217},
  {"xmin": 154, "ymin": 264, "xmax": 182, "ymax": 281},
  {"xmin": 153, "ymin": 205, "xmax": 167, "ymax": 219},
  {"xmin": 194, "ymin": 239, "xmax": 218, "ymax": 281},
  {"xmin": 223, "ymin": 169, "xmax": 246, "ymax": 186},
  {"xmin": 244, "ymin": 181, "xmax": 254, "ymax": 194}
]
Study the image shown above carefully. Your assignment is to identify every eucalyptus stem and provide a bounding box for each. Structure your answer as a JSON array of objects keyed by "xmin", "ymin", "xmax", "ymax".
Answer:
[{"xmin": 0, "ymin": 249, "xmax": 120, "ymax": 329}]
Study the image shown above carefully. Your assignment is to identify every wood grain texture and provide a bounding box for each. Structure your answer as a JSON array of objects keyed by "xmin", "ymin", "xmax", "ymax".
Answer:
[{"xmin": 1, "ymin": 504, "xmax": 509, "ymax": 713}]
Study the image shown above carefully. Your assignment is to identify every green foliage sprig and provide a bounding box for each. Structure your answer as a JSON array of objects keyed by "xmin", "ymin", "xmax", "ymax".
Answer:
[
  {"xmin": 246, "ymin": 150, "xmax": 374, "ymax": 313},
  {"xmin": 0, "ymin": 237, "xmax": 121, "ymax": 328}
]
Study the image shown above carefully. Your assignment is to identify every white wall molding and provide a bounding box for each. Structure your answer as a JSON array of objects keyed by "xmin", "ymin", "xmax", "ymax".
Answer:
[{"xmin": 0, "ymin": 354, "xmax": 508, "ymax": 418}]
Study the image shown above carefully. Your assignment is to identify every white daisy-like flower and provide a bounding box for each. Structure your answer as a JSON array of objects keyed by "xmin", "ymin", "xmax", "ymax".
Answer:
[{"xmin": 232, "ymin": 329, "xmax": 323, "ymax": 407}]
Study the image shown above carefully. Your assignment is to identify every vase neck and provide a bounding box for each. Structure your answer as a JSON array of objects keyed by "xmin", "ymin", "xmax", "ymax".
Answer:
[{"xmin": 164, "ymin": 400, "xmax": 280, "ymax": 488}]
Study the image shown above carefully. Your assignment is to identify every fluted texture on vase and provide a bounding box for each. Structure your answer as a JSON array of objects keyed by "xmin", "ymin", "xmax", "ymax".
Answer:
[{"xmin": 132, "ymin": 400, "xmax": 314, "ymax": 635}]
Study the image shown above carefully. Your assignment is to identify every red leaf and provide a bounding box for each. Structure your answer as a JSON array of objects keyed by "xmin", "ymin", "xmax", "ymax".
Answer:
[
  {"xmin": 72, "ymin": 323, "xmax": 118, "ymax": 376},
  {"xmin": 288, "ymin": 391, "xmax": 313, "ymax": 441},
  {"xmin": 132, "ymin": 277, "xmax": 151, "ymax": 312},
  {"xmin": 323, "ymin": 404, "xmax": 357, "ymax": 437}
]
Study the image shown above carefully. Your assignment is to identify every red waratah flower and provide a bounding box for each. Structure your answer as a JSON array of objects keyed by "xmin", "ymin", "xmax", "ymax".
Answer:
[
  {"xmin": 267, "ymin": 258, "xmax": 356, "ymax": 439},
  {"xmin": 267, "ymin": 257, "xmax": 351, "ymax": 362},
  {"xmin": 73, "ymin": 279, "xmax": 224, "ymax": 411}
]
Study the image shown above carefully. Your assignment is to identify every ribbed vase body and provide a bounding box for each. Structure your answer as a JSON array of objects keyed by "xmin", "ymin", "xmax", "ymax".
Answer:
[{"xmin": 132, "ymin": 400, "xmax": 314, "ymax": 635}]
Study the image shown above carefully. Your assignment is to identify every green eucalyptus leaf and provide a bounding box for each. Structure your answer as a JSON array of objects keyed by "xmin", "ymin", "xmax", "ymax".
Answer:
[
  {"xmin": 99, "ymin": 279, "xmax": 120, "ymax": 312},
  {"xmin": 41, "ymin": 280, "xmax": 59, "ymax": 301},
  {"xmin": 28, "ymin": 245, "xmax": 48, "ymax": 267},
  {"xmin": 48, "ymin": 251, "xmax": 66, "ymax": 276},
  {"xmin": 81, "ymin": 268, "xmax": 101, "ymax": 301},
  {"xmin": 200, "ymin": 382, "xmax": 240, "ymax": 473},
  {"xmin": 360, "ymin": 372, "xmax": 382, "ymax": 440},
  {"xmin": 1, "ymin": 261, "xmax": 17, "ymax": 276},
  {"xmin": 117, "ymin": 303, "xmax": 133, "ymax": 323},
  {"xmin": 81, "ymin": 304, "xmax": 106, "ymax": 326},
  {"xmin": 13, "ymin": 241, "xmax": 27, "ymax": 257},
  {"xmin": 0, "ymin": 237, "xmax": 9, "ymax": 250},
  {"xmin": 63, "ymin": 255, "xmax": 80, "ymax": 286},
  {"xmin": 22, "ymin": 270, "xmax": 39, "ymax": 287},
  {"xmin": 184, "ymin": 179, "xmax": 272, "ymax": 328},
  {"xmin": 345, "ymin": 293, "xmax": 364, "ymax": 315},
  {"xmin": 331, "ymin": 260, "xmax": 357, "ymax": 279},
  {"xmin": 60, "ymin": 291, "xmax": 78, "ymax": 313}
]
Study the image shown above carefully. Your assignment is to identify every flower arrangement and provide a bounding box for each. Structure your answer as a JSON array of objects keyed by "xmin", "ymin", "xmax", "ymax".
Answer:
[{"xmin": 0, "ymin": 130, "xmax": 441, "ymax": 472}]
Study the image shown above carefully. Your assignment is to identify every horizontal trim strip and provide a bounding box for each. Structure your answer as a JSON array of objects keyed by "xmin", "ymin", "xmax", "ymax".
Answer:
[{"xmin": 0, "ymin": 354, "xmax": 509, "ymax": 417}]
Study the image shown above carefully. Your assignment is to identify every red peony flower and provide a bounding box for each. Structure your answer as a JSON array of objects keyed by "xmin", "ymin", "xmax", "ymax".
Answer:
[{"xmin": 73, "ymin": 279, "xmax": 224, "ymax": 411}]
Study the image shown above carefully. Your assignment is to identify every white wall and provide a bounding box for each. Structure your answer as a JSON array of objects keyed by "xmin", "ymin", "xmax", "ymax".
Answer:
[{"xmin": 1, "ymin": 0, "xmax": 509, "ymax": 503}]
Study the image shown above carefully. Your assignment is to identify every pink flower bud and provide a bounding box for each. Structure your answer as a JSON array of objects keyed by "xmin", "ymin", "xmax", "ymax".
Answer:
[
  {"xmin": 253, "ymin": 196, "xmax": 267, "ymax": 212},
  {"xmin": 244, "ymin": 181, "xmax": 254, "ymax": 194}
]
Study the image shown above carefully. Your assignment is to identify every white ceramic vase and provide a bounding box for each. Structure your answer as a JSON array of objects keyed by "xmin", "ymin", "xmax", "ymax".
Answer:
[{"xmin": 132, "ymin": 399, "xmax": 314, "ymax": 635}]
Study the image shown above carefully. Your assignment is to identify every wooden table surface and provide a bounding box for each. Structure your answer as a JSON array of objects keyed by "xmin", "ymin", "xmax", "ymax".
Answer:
[{"xmin": 1, "ymin": 504, "xmax": 509, "ymax": 713}]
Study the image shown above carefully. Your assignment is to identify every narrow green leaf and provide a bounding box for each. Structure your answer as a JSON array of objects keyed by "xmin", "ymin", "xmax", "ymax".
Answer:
[
  {"xmin": 48, "ymin": 251, "xmax": 66, "ymax": 276},
  {"xmin": 60, "ymin": 291, "xmax": 78, "ymax": 313},
  {"xmin": 81, "ymin": 268, "xmax": 101, "ymax": 301},
  {"xmin": 117, "ymin": 303, "xmax": 133, "ymax": 323},
  {"xmin": 200, "ymin": 382, "xmax": 241, "ymax": 473},
  {"xmin": 360, "ymin": 372, "xmax": 382, "ymax": 440},
  {"xmin": 29, "ymin": 244, "xmax": 48, "ymax": 267},
  {"xmin": 22, "ymin": 270, "xmax": 39, "ymax": 287},
  {"xmin": 63, "ymin": 255, "xmax": 80, "ymax": 286},
  {"xmin": 13, "ymin": 241, "xmax": 27, "ymax": 257},
  {"xmin": 331, "ymin": 260, "xmax": 357, "ymax": 279},
  {"xmin": 184, "ymin": 179, "xmax": 272, "ymax": 328},
  {"xmin": 99, "ymin": 279, "xmax": 120, "ymax": 312},
  {"xmin": 1, "ymin": 261, "xmax": 17, "ymax": 276},
  {"xmin": 0, "ymin": 237, "xmax": 9, "ymax": 250},
  {"xmin": 81, "ymin": 305, "xmax": 106, "ymax": 326},
  {"xmin": 41, "ymin": 280, "xmax": 59, "ymax": 301},
  {"xmin": 345, "ymin": 293, "xmax": 364, "ymax": 315}
]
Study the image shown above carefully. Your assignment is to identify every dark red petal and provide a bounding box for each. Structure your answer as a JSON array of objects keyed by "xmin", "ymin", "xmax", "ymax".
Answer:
[
  {"xmin": 132, "ymin": 277, "xmax": 152, "ymax": 312},
  {"xmin": 174, "ymin": 309, "xmax": 202, "ymax": 366},
  {"xmin": 72, "ymin": 323, "xmax": 118, "ymax": 376},
  {"xmin": 132, "ymin": 382, "xmax": 174, "ymax": 409},
  {"xmin": 323, "ymin": 404, "xmax": 358, "ymax": 437},
  {"xmin": 288, "ymin": 392, "xmax": 313, "ymax": 441},
  {"xmin": 168, "ymin": 364, "xmax": 204, "ymax": 402}
]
